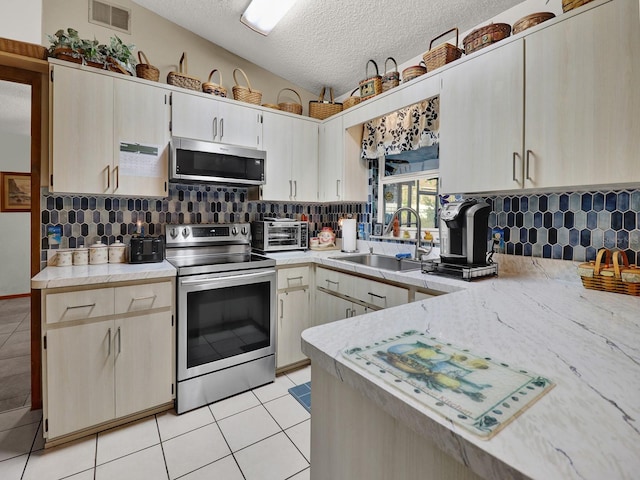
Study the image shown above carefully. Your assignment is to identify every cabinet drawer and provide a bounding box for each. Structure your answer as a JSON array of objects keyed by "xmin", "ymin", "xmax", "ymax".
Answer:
[
  {"xmin": 45, "ymin": 288, "xmax": 114, "ymax": 325},
  {"xmin": 354, "ymin": 278, "xmax": 408, "ymax": 309},
  {"xmin": 316, "ymin": 268, "xmax": 353, "ymax": 296},
  {"xmin": 115, "ymin": 281, "xmax": 173, "ymax": 314},
  {"xmin": 277, "ymin": 266, "xmax": 310, "ymax": 289}
]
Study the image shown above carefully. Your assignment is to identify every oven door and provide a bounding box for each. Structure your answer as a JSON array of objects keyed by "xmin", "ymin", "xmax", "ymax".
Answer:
[{"xmin": 177, "ymin": 268, "xmax": 276, "ymax": 381}]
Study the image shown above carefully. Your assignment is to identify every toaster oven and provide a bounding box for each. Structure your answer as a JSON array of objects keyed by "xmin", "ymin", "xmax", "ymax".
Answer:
[{"xmin": 251, "ymin": 220, "xmax": 308, "ymax": 252}]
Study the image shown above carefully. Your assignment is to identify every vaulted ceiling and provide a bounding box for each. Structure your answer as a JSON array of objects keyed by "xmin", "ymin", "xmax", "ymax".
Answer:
[{"xmin": 132, "ymin": 0, "xmax": 524, "ymax": 96}]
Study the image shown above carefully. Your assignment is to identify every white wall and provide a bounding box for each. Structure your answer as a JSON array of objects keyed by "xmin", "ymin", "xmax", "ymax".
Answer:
[
  {"xmin": 0, "ymin": 0, "xmax": 41, "ymax": 296},
  {"xmin": 0, "ymin": 129, "xmax": 32, "ymax": 296},
  {"xmin": 0, "ymin": 0, "xmax": 42, "ymax": 43}
]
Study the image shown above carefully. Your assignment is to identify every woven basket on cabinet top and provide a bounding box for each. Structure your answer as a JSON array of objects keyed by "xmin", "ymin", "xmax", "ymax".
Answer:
[
  {"xmin": 422, "ymin": 28, "xmax": 463, "ymax": 72},
  {"xmin": 381, "ymin": 57, "xmax": 400, "ymax": 92},
  {"xmin": 135, "ymin": 51, "xmax": 159, "ymax": 81},
  {"xmin": 309, "ymin": 87, "xmax": 342, "ymax": 120},
  {"xmin": 202, "ymin": 69, "xmax": 227, "ymax": 97},
  {"xmin": 402, "ymin": 62, "xmax": 427, "ymax": 83},
  {"xmin": 232, "ymin": 68, "xmax": 262, "ymax": 105},
  {"xmin": 277, "ymin": 88, "xmax": 303, "ymax": 115},
  {"xmin": 512, "ymin": 12, "xmax": 555, "ymax": 34},
  {"xmin": 463, "ymin": 23, "xmax": 511, "ymax": 55},
  {"xmin": 562, "ymin": 0, "xmax": 595, "ymax": 12},
  {"xmin": 359, "ymin": 59, "xmax": 382, "ymax": 100},
  {"xmin": 342, "ymin": 88, "xmax": 361, "ymax": 110},
  {"xmin": 167, "ymin": 52, "xmax": 202, "ymax": 91}
]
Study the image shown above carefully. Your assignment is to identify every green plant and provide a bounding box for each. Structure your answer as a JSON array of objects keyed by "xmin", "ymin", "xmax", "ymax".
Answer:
[
  {"xmin": 99, "ymin": 35, "xmax": 136, "ymax": 73},
  {"xmin": 47, "ymin": 28, "xmax": 83, "ymax": 55}
]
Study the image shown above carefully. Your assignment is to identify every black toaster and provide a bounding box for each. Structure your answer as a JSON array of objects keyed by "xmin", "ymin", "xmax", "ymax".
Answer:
[{"xmin": 129, "ymin": 236, "xmax": 165, "ymax": 263}]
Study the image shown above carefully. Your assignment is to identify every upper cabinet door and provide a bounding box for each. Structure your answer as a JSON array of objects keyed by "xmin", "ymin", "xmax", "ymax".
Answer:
[
  {"xmin": 171, "ymin": 91, "xmax": 219, "ymax": 142},
  {"xmin": 262, "ymin": 111, "xmax": 293, "ymax": 201},
  {"xmin": 318, "ymin": 116, "xmax": 344, "ymax": 201},
  {"xmin": 217, "ymin": 101, "xmax": 263, "ymax": 149},
  {"xmin": 50, "ymin": 65, "xmax": 114, "ymax": 194},
  {"xmin": 114, "ymin": 80, "xmax": 170, "ymax": 197},
  {"xmin": 291, "ymin": 118, "xmax": 318, "ymax": 202},
  {"xmin": 439, "ymin": 40, "xmax": 524, "ymax": 194},
  {"xmin": 523, "ymin": 0, "xmax": 640, "ymax": 189}
]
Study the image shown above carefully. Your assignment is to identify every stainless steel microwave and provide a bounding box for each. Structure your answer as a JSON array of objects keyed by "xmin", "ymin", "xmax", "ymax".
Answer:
[
  {"xmin": 251, "ymin": 220, "xmax": 308, "ymax": 252},
  {"xmin": 170, "ymin": 137, "xmax": 266, "ymax": 185}
]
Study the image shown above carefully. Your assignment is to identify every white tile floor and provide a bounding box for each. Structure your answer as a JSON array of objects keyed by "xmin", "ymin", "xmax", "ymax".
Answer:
[
  {"xmin": 0, "ymin": 297, "xmax": 32, "ymax": 413},
  {"xmin": 0, "ymin": 365, "xmax": 311, "ymax": 480}
]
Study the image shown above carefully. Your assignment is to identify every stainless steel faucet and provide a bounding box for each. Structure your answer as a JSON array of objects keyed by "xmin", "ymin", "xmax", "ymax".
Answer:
[{"xmin": 385, "ymin": 207, "xmax": 430, "ymax": 260}]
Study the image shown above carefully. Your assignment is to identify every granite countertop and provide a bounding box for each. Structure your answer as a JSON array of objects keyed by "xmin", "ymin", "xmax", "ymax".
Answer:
[
  {"xmin": 300, "ymin": 253, "xmax": 640, "ymax": 480},
  {"xmin": 31, "ymin": 260, "xmax": 177, "ymax": 289}
]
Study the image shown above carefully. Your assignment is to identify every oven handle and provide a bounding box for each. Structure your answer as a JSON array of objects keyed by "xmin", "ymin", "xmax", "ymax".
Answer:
[{"xmin": 180, "ymin": 270, "xmax": 274, "ymax": 286}]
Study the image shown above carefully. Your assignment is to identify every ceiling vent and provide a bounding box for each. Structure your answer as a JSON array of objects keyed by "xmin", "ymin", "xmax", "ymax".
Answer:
[{"xmin": 89, "ymin": 0, "xmax": 131, "ymax": 34}]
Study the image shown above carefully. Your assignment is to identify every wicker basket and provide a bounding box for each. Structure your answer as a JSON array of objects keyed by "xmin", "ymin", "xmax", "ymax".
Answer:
[
  {"xmin": 277, "ymin": 88, "xmax": 303, "ymax": 115},
  {"xmin": 106, "ymin": 56, "xmax": 132, "ymax": 75},
  {"xmin": 463, "ymin": 23, "xmax": 512, "ymax": 55},
  {"xmin": 359, "ymin": 60, "xmax": 382, "ymax": 100},
  {"xmin": 309, "ymin": 87, "xmax": 342, "ymax": 120},
  {"xmin": 512, "ymin": 12, "xmax": 555, "ymax": 34},
  {"xmin": 578, "ymin": 249, "xmax": 640, "ymax": 297},
  {"xmin": 402, "ymin": 62, "xmax": 427, "ymax": 83},
  {"xmin": 381, "ymin": 57, "xmax": 400, "ymax": 92},
  {"xmin": 232, "ymin": 68, "xmax": 262, "ymax": 105},
  {"xmin": 167, "ymin": 53, "xmax": 202, "ymax": 91},
  {"xmin": 562, "ymin": 0, "xmax": 595, "ymax": 13},
  {"xmin": 135, "ymin": 51, "xmax": 160, "ymax": 82},
  {"xmin": 343, "ymin": 88, "xmax": 361, "ymax": 110},
  {"xmin": 51, "ymin": 46, "xmax": 83, "ymax": 64},
  {"xmin": 262, "ymin": 103, "xmax": 280, "ymax": 110},
  {"xmin": 423, "ymin": 28, "xmax": 464, "ymax": 72},
  {"xmin": 0, "ymin": 37, "xmax": 47, "ymax": 60},
  {"xmin": 202, "ymin": 69, "xmax": 227, "ymax": 97}
]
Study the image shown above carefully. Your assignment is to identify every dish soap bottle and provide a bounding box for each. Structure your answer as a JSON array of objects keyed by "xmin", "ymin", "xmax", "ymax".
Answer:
[{"xmin": 392, "ymin": 217, "xmax": 400, "ymax": 237}]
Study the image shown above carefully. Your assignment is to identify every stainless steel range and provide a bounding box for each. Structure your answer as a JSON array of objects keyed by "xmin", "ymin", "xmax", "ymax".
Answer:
[{"xmin": 165, "ymin": 223, "xmax": 276, "ymax": 414}]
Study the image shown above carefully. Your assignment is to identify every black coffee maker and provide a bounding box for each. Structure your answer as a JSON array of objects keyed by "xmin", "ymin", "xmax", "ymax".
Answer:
[{"xmin": 439, "ymin": 199, "xmax": 490, "ymax": 265}]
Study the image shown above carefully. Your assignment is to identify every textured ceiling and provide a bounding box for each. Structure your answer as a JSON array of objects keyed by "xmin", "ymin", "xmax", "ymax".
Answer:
[{"xmin": 132, "ymin": 0, "xmax": 524, "ymax": 96}]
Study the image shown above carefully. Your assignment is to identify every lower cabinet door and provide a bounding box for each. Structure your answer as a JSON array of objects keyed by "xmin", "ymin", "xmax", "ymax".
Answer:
[
  {"xmin": 314, "ymin": 289, "xmax": 354, "ymax": 326},
  {"xmin": 46, "ymin": 321, "xmax": 115, "ymax": 439},
  {"xmin": 277, "ymin": 289, "xmax": 310, "ymax": 368},
  {"xmin": 115, "ymin": 312, "xmax": 173, "ymax": 417}
]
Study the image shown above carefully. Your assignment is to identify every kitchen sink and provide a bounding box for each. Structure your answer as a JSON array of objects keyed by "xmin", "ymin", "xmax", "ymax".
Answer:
[{"xmin": 331, "ymin": 254, "xmax": 422, "ymax": 272}]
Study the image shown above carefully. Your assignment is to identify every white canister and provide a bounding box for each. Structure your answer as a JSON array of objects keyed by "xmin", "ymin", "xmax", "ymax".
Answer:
[
  {"xmin": 55, "ymin": 249, "xmax": 73, "ymax": 267},
  {"xmin": 89, "ymin": 242, "xmax": 108, "ymax": 265},
  {"xmin": 108, "ymin": 241, "xmax": 127, "ymax": 263},
  {"xmin": 73, "ymin": 248, "xmax": 89, "ymax": 265}
]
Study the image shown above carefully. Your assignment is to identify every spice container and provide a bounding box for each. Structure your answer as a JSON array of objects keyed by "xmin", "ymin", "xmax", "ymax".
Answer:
[
  {"xmin": 89, "ymin": 241, "xmax": 108, "ymax": 265},
  {"xmin": 108, "ymin": 241, "xmax": 126, "ymax": 263},
  {"xmin": 73, "ymin": 248, "xmax": 89, "ymax": 265},
  {"xmin": 54, "ymin": 249, "xmax": 73, "ymax": 267}
]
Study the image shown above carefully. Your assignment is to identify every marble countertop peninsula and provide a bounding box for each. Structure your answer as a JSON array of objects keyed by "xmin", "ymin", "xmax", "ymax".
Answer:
[
  {"xmin": 31, "ymin": 260, "xmax": 177, "ymax": 289},
  {"xmin": 299, "ymin": 249, "xmax": 640, "ymax": 479}
]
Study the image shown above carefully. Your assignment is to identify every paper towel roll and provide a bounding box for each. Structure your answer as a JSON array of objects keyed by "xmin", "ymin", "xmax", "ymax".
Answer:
[{"xmin": 341, "ymin": 219, "xmax": 357, "ymax": 252}]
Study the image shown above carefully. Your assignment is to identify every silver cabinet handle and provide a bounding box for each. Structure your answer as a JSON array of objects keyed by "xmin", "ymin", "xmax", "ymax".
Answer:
[
  {"xmin": 293, "ymin": 180, "xmax": 297, "ymax": 198},
  {"xmin": 512, "ymin": 152, "xmax": 519, "ymax": 182},
  {"xmin": 280, "ymin": 298, "xmax": 284, "ymax": 320},
  {"xmin": 287, "ymin": 275, "xmax": 303, "ymax": 283},
  {"xmin": 213, "ymin": 117, "xmax": 218, "ymax": 140},
  {"xmin": 525, "ymin": 150, "xmax": 533, "ymax": 180},
  {"xmin": 132, "ymin": 294, "xmax": 157, "ymax": 302},
  {"xmin": 106, "ymin": 165, "xmax": 111, "ymax": 190},
  {"xmin": 345, "ymin": 308, "xmax": 351, "ymax": 318},
  {"xmin": 326, "ymin": 279, "xmax": 339, "ymax": 288},
  {"xmin": 220, "ymin": 118, "xmax": 224, "ymax": 140},
  {"xmin": 336, "ymin": 179, "xmax": 340, "ymax": 198},
  {"xmin": 117, "ymin": 326, "xmax": 121, "ymax": 354},
  {"xmin": 113, "ymin": 165, "xmax": 120, "ymax": 191},
  {"xmin": 289, "ymin": 180, "xmax": 293, "ymax": 199},
  {"xmin": 65, "ymin": 303, "xmax": 96, "ymax": 311},
  {"xmin": 367, "ymin": 292, "xmax": 386, "ymax": 300},
  {"xmin": 107, "ymin": 328, "xmax": 111, "ymax": 356}
]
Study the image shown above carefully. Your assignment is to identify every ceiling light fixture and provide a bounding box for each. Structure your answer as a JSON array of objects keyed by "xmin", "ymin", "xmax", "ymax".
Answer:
[{"xmin": 240, "ymin": 0, "xmax": 298, "ymax": 36}]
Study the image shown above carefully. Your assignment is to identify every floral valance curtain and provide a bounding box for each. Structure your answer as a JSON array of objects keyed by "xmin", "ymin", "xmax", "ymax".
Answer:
[{"xmin": 361, "ymin": 97, "xmax": 439, "ymax": 159}]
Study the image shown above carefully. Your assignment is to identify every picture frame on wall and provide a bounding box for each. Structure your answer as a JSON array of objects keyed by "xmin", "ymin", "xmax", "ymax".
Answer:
[{"xmin": 0, "ymin": 172, "xmax": 31, "ymax": 212}]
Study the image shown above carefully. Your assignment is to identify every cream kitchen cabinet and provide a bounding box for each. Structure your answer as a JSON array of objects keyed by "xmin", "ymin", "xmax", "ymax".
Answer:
[
  {"xmin": 49, "ymin": 61, "xmax": 170, "ymax": 196},
  {"xmin": 262, "ymin": 112, "xmax": 318, "ymax": 202},
  {"xmin": 171, "ymin": 91, "xmax": 262, "ymax": 149},
  {"xmin": 440, "ymin": 0, "xmax": 640, "ymax": 194},
  {"xmin": 42, "ymin": 279, "xmax": 174, "ymax": 441},
  {"xmin": 276, "ymin": 265, "xmax": 312, "ymax": 369},
  {"xmin": 318, "ymin": 116, "xmax": 368, "ymax": 202},
  {"xmin": 315, "ymin": 267, "xmax": 408, "ymax": 325}
]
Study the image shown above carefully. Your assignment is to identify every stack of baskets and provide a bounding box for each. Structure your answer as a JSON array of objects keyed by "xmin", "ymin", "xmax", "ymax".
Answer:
[
  {"xmin": 232, "ymin": 68, "xmax": 262, "ymax": 105},
  {"xmin": 463, "ymin": 23, "xmax": 512, "ymax": 55},
  {"xmin": 422, "ymin": 28, "xmax": 463, "ymax": 72},
  {"xmin": 578, "ymin": 249, "xmax": 640, "ymax": 297},
  {"xmin": 167, "ymin": 52, "xmax": 202, "ymax": 91}
]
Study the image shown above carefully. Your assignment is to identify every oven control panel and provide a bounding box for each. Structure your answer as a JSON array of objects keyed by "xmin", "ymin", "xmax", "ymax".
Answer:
[{"xmin": 165, "ymin": 223, "xmax": 251, "ymax": 245}]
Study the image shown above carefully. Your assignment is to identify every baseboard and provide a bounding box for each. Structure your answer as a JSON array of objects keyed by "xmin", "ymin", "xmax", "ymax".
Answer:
[{"xmin": 0, "ymin": 293, "xmax": 31, "ymax": 300}]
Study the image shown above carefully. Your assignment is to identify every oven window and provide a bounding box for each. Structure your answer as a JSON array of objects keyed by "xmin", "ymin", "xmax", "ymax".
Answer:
[{"xmin": 186, "ymin": 281, "xmax": 271, "ymax": 368}]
